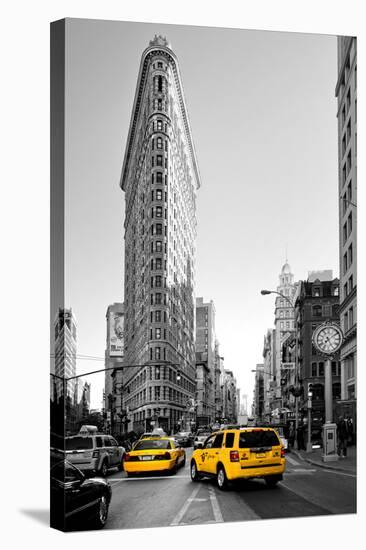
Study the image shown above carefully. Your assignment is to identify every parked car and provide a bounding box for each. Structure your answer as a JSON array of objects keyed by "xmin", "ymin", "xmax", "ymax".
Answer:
[
  {"xmin": 190, "ymin": 427, "xmax": 286, "ymax": 490},
  {"xmin": 65, "ymin": 432, "xmax": 126, "ymax": 476},
  {"xmin": 193, "ymin": 431, "xmax": 211, "ymax": 449},
  {"xmin": 173, "ymin": 431, "xmax": 193, "ymax": 447},
  {"xmin": 274, "ymin": 426, "xmax": 288, "ymax": 452},
  {"xmin": 124, "ymin": 437, "xmax": 186, "ymax": 476},
  {"xmin": 50, "ymin": 459, "xmax": 112, "ymax": 530}
]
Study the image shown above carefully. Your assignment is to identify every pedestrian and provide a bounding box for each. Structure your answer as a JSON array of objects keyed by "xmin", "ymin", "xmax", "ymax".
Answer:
[
  {"xmin": 296, "ymin": 424, "xmax": 305, "ymax": 451},
  {"xmin": 337, "ymin": 416, "xmax": 349, "ymax": 457},
  {"xmin": 346, "ymin": 417, "xmax": 354, "ymax": 446},
  {"xmin": 288, "ymin": 422, "xmax": 295, "ymax": 448}
]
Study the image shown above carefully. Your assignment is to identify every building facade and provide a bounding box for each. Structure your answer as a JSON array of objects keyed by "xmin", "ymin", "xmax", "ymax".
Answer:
[
  {"xmin": 222, "ymin": 370, "xmax": 237, "ymax": 423},
  {"xmin": 273, "ymin": 262, "xmax": 298, "ymax": 413},
  {"xmin": 104, "ymin": 303, "xmax": 125, "ymax": 436},
  {"xmin": 53, "ymin": 308, "xmax": 77, "ymax": 433},
  {"xmin": 294, "ymin": 275, "xmax": 341, "ymax": 428},
  {"xmin": 252, "ymin": 364, "xmax": 264, "ymax": 422},
  {"xmin": 262, "ymin": 328, "xmax": 276, "ymax": 422},
  {"xmin": 335, "ymin": 36, "xmax": 357, "ymax": 424},
  {"xmin": 120, "ymin": 36, "xmax": 200, "ymax": 434},
  {"xmin": 195, "ymin": 297, "xmax": 216, "ymax": 424}
]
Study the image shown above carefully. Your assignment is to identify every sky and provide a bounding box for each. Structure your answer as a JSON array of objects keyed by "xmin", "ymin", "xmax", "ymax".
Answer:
[{"xmin": 62, "ymin": 18, "xmax": 339, "ymax": 410}]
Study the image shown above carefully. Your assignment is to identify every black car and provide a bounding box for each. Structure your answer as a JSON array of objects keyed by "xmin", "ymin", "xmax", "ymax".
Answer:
[
  {"xmin": 51, "ymin": 459, "xmax": 112, "ymax": 531},
  {"xmin": 173, "ymin": 431, "xmax": 193, "ymax": 448}
]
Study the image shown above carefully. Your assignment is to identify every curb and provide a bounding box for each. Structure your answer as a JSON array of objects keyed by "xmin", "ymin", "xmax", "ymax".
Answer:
[{"xmin": 291, "ymin": 449, "xmax": 356, "ymax": 475}]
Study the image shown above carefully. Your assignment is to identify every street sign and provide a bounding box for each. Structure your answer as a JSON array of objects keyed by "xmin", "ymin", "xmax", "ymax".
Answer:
[{"xmin": 281, "ymin": 363, "xmax": 295, "ymax": 370}]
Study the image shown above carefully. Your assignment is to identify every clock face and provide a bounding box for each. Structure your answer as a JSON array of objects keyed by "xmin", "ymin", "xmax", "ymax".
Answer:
[{"xmin": 313, "ymin": 324, "xmax": 343, "ymax": 354}]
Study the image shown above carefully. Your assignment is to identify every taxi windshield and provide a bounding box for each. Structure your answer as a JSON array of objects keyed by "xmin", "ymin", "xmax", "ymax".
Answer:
[{"xmin": 134, "ymin": 439, "xmax": 172, "ymax": 451}]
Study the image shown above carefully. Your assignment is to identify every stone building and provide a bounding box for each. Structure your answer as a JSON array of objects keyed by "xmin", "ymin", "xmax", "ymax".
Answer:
[
  {"xmin": 104, "ymin": 303, "xmax": 125, "ymax": 435},
  {"xmin": 335, "ymin": 36, "xmax": 357, "ymax": 425},
  {"xmin": 294, "ymin": 274, "xmax": 341, "ymax": 427},
  {"xmin": 273, "ymin": 261, "xmax": 299, "ymax": 413},
  {"xmin": 120, "ymin": 36, "xmax": 200, "ymax": 434},
  {"xmin": 195, "ymin": 297, "xmax": 216, "ymax": 425}
]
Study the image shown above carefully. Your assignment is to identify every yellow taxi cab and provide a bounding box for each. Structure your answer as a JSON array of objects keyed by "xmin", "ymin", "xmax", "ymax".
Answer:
[
  {"xmin": 124, "ymin": 437, "xmax": 186, "ymax": 476},
  {"xmin": 190, "ymin": 427, "xmax": 286, "ymax": 490}
]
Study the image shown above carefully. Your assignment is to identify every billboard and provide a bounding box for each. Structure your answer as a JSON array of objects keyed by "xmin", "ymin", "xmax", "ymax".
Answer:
[{"xmin": 109, "ymin": 311, "xmax": 124, "ymax": 356}]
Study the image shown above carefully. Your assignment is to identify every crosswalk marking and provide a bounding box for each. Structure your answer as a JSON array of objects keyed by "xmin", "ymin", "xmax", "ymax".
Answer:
[{"xmin": 286, "ymin": 455, "xmax": 301, "ymax": 466}]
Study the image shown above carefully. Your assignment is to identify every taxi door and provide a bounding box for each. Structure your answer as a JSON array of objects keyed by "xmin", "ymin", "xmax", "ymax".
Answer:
[
  {"xmin": 195, "ymin": 435, "xmax": 215, "ymax": 472},
  {"xmin": 204, "ymin": 433, "xmax": 224, "ymax": 475}
]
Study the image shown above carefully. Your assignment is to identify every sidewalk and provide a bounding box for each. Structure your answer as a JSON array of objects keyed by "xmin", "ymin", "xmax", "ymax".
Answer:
[{"xmin": 291, "ymin": 445, "xmax": 357, "ymax": 475}]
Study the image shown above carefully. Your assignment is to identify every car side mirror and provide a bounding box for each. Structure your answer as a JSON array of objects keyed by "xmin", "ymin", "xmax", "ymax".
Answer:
[{"xmin": 197, "ymin": 442, "xmax": 203, "ymax": 449}]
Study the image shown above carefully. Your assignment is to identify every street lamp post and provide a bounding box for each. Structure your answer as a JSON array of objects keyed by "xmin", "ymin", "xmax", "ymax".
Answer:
[{"xmin": 261, "ymin": 289, "xmax": 300, "ymax": 449}]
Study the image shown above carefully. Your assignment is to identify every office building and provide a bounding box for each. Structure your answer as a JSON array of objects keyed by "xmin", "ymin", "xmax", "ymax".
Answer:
[{"xmin": 120, "ymin": 36, "xmax": 200, "ymax": 433}]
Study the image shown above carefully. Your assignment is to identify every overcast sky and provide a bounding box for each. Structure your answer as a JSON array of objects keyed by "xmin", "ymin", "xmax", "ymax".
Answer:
[{"xmin": 63, "ymin": 18, "xmax": 338, "ymax": 409}]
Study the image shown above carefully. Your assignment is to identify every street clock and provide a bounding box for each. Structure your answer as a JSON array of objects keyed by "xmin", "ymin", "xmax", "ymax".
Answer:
[{"xmin": 312, "ymin": 321, "xmax": 343, "ymax": 356}]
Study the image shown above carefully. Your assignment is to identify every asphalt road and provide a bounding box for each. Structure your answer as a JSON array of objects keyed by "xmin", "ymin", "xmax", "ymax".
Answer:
[{"xmin": 105, "ymin": 449, "xmax": 356, "ymax": 530}]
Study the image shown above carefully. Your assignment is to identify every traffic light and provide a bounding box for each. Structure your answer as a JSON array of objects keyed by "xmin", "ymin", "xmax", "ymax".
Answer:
[{"xmin": 308, "ymin": 383, "xmax": 313, "ymax": 398}]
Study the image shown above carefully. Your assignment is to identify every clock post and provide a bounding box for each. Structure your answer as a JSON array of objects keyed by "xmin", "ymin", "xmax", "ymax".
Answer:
[{"xmin": 312, "ymin": 321, "xmax": 343, "ymax": 463}]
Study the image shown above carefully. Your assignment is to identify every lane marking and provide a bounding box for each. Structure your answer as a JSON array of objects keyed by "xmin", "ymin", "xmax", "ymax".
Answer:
[
  {"xmin": 170, "ymin": 484, "xmax": 201, "ymax": 526},
  {"xmin": 208, "ymin": 486, "xmax": 224, "ymax": 523},
  {"xmin": 286, "ymin": 455, "xmax": 301, "ymax": 466},
  {"xmin": 109, "ymin": 475, "xmax": 191, "ymax": 482}
]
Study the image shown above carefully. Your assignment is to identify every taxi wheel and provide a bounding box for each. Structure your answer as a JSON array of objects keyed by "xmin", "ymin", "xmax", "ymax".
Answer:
[
  {"xmin": 265, "ymin": 476, "xmax": 280, "ymax": 488},
  {"xmin": 216, "ymin": 465, "xmax": 229, "ymax": 491},
  {"xmin": 190, "ymin": 460, "xmax": 201, "ymax": 482}
]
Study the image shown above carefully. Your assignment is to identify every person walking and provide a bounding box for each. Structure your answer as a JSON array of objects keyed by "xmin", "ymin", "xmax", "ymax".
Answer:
[
  {"xmin": 288, "ymin": 422, "xmax": 295, "ymax": 448},
  {"xmin": 337, "ymin": 416, "xmax": 349, "ymax": 457},
  {"xmin": 296, "ymin": 423, "xmax": 305, "ymax": 451}
]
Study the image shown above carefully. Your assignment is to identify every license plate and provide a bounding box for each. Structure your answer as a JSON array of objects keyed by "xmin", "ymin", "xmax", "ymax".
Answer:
[
  {"xmin": 141, "ymin": 456, "xmax": 153, "ymax": 461},
  {"xmin": 256, "ymin": 453, "xmax": 266, "ymax": 458}
]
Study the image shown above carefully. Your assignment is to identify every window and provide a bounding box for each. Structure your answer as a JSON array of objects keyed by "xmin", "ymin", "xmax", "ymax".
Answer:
[
  {"xmin": 343, "ymin": 253, "xmax": 348, "ymax": 275},
  {"xmin": 225, "ymin": 432, "xmax": 235, "ymax": 448},
  {"xmin": 157, "ymin": 137, "xmax": 163, "ymax": 149},
  {"xmin": 155, "ymin": 347, "xmax": 161, "ymax": 360},
  {"xmin": 318, "ymin": 362, "xmax": 324, "ymax": 377},
  {"xmin": 157, "ymin": 120, "xmax": 163, "ymax": 131},
  {"xmin": 158, "ymin": 75, "xmax": 162, "ymax": 92},
  {"xmin": 348, "ymin": 275, "xmax": 353, "ymax": 294},
  {"xmin": 344, "ymin": 312, "xmax": 348, "ymax": 333},
  {"xmin": 343, "ymin": 223, "xmax": 347, "ymax": 244},
  {"xmin": 314, "ymin": 287, "xmax": 320, "ymax": 297},
  {"xmin": 312, "ymin": 305, "xmax": 322, "ymax": 317},
  {"xmin": 157, "ymin": 62, "xmax": 163, "ymax": 69},
  {"xmin": 156, "ymin": 206, "xmax": 162, "ymax": 218},
  {"xmin": 155, "ymin": 293, "xmax": 162, "ymax": 305},
  {"xmin": 155, "ymin": 366, "xmax": 160, "ymax": 380},
  {"xmin": 344, "ymin": 283, "xmax": 348, "ymax": 298},
  {"xmin": 212, "ymin": 433, "xmax": 224, "ymax": 448},
  {"xmin": 156, "ymin": 241, "xmax": 162, "ymax": 252},
  {"xmin": 349, "ymin": 307, "xmax": 354, "ymax": 327},
  {"xmin": 155, "ymin": 310, "xmax": 161, "ymax": 322},
  {"xmin": 332, "ymin": 361, "xmax": 337, "ymax": 376},
  {"xmin": 155, "ymin": 275, "xmax": 162, "ymax": 287},
  {"xmin": 155, "ymin": 257, "xmax": 162, "ymax": 270},
  {"xmin": 348, "ymin": 244, "xmax": 353, "ymax": 266},
  {"xmin": 155, "ymin": 223, "xmax": 162, "ymax": 235},
  {"xmin": 156, "ymin": 155, "xmax": 163, "ymax": 167},
  {"xmin": 156, "ymin": 189, "xmax": 162, "ymax": 200},
  {"xmin": 311, "ymin": 362, "xmax": 317, "ymax": 377},
  {"xmin": 156, "ymin": 172, "xmax": 163, "ymax": 184}
]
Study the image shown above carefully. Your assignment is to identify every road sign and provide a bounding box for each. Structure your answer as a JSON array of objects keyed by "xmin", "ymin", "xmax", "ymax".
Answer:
[{"xmin": 281, "ymin": 363, "xmax": 295, "ymax": 370}]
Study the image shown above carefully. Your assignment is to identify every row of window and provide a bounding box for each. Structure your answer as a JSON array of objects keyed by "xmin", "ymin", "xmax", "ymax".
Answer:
[
  {"xmin": 312, "ymin": 304, "xmax": 339, "ymax": 318},
  {"xmin": 151, "ymin": 172, "xmax": 167, "ymax": 185},
  {"xmin": 311, "ymin": 361, "xmax": 340, "ymax": 378}
]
